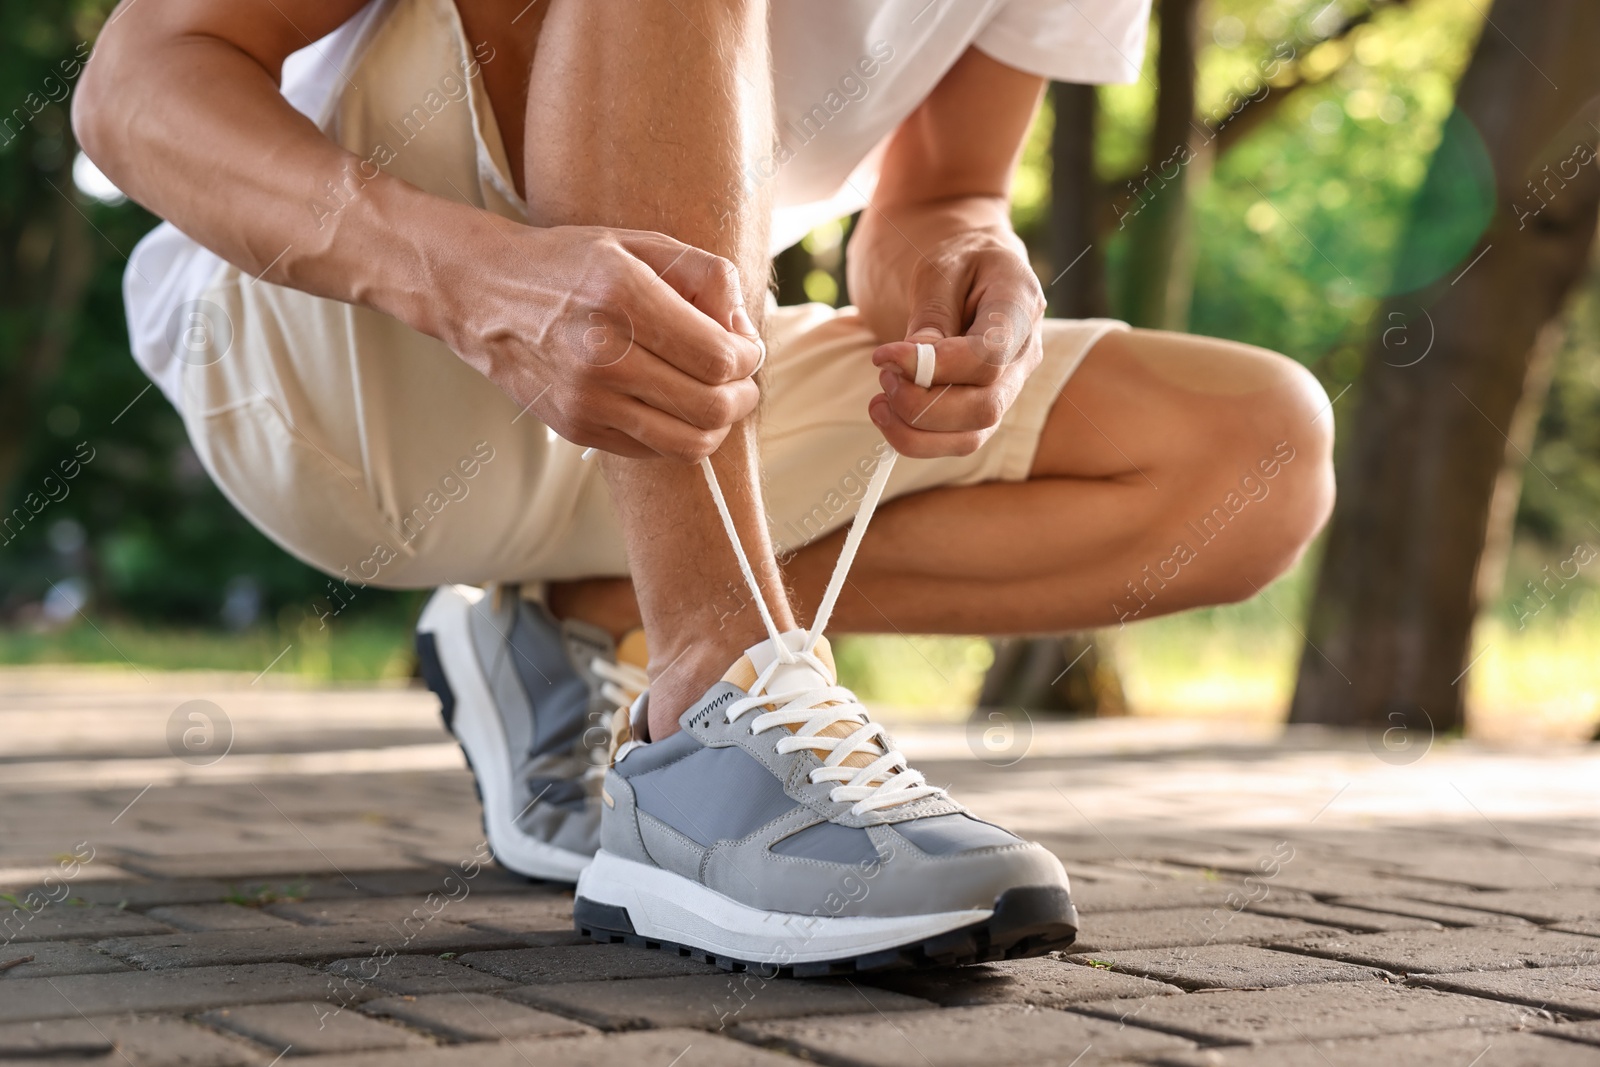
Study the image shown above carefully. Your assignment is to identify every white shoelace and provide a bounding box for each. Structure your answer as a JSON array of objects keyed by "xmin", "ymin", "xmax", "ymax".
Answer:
[
  {"xmin": 699, "ymin": 445, "xmax": 945, "ymax": 815},
  {"xmin": 590, "ymin": 656, "xmax": 650, "ymax": 709}
]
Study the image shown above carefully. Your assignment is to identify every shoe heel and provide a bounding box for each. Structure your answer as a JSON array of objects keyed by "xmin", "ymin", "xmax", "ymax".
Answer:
[{"xmin": 414, "ymin": 630, "xmax": 456, "ymax": 733}]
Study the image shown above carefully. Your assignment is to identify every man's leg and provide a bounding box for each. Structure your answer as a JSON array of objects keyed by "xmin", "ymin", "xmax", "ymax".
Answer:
[
  {"xmin": 552, "ymin": 327, "xmax": 1336, "ymax": 636},
  {"xmin": 523, "ymin": 0, "xmax": 786, "ymax": 738}
]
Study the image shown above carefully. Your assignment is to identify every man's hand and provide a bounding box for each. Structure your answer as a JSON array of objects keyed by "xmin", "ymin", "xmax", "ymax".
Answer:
[
  {"xmin": 445, "ymin": 221, "xmax": 765, "ymax": 463},
  {"xmin": 867, "ymin": 230, "xmax": 1044, "ymax": 458},
  {"xmin": 843, "ymin": 46, "xmax": 1050, "ymax": 459}
]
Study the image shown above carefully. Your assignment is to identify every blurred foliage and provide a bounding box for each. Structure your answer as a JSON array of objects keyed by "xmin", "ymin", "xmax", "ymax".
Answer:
[
  {"xmin": 1, "ymin": 0, "xmax": 1596, "ymax": 688},
  {"xmin": 0, "ymin": 0, "xmax": 416, "ymax": 636}
]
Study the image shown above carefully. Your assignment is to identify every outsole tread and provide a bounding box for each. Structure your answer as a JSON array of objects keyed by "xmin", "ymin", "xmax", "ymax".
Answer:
[{"xmin": 572, "ymin": 886, "xmax": 1077, "ymax": 977}]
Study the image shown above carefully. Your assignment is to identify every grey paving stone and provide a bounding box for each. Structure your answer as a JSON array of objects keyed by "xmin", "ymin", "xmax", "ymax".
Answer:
[
  {"xmin": 95, "ymin": 921, "xmax": 527, "ymax": 969},
  {"xmin": 1076, "ymin": 982, "xmax": 1537, "ymax": 1045},
  {"xmin": 1248, "ymin": 899, "xmax": 1443, "ymax": 933},
  {"xmin": 202, "ymin": 1001, "xmax": 428, "ymax": 1056},
  {"xmin": 1327, "ymin": 895, "xmax": 1537, "ymax": 928},
  {"xmin": 0, "ymin": 963, "xmax": 364, "ymax": 1023},
  {"xmin": 1285, "ymin": 928, "xmax": 1600, "ymax": 974},
  {"xmin": 233, "ymin": 1027, "xmax": 796, "ymax": 1065},
  {"xmin": 325, "ymin": 955, "xmax": 514, "ymax": 996},
  {"xmin": 1068, "ymin": 944, "xmax": 1388, "ymax": 990},
  {"xmin": 1557, "ymin": 920, "xmax": 1600, "ymax": 938},
  {"xmin": 1168, "ymin": 858, "xmax": 1453, "ymax": 899},
  {"xmin": 1381, "ymin": 849, "xmax": 1600, "ymax": 890},
  {"xmin": 1152, "ymin": 1028, "xmax": 1600, "ymax": 1066},
  {"xmin": 117, "ymin": 850, "xmax": 424, "ymax": 880},
  {"xmin": 1072, "ymin": 878, "xmax": 1306, "ymax": 913},
  {"xmin": 1396, "ymin": 887, "xmax": 1600, "ymax": 924},
  {"xmin": 336, "ymin": 869, "xmax": 532, "ymax": 897},
  {"xmin": 738, "ymin": 1003, "xmax": 1192, "ymax": 1066},
  {"xmin": 58, "ymin": 880, "xmax": 237, "ymax": 909},
  {"xmin": 0, "ymin": 941, "xmax": 131, "ymax": 978},
  {"xmin": 0, "ymin": 1014, "xmax": 270, "ymax": 1066},
  {"xmin": 508, "ymin": 972, "xmax": 929, "ymax": 1031},
  {"xmin": 148, "ymin": 903, "xmax": 301, "ymax": 931},
  {"xmin": 1411, "ymin": 964, "xmax": 1600, "ymax": 1018},
  {"xmin": 1551, "ymin": 1020, "xmax": 1600, "ymax": 1047},
  {"xmin": 0, "ymin": 903, "xmax": 172, "ymax": 942},
  {"xmin": 458, "ymin": 944, "xmax": 720, "ymax": 983},
  {"xmin": 365, "ymin": 992, "xmax": 592, "ymax": 1041},
  {"xmin": 1071, "ymin": 907, "xmax": 1340, "ymax": 952},
  {"xmin": 866, "ymin": 955, "xmax": 1182, "ymax": 1008},
  {"xmin": 270, "ymin": 893, "xmax": 572, "ymax": 934}
]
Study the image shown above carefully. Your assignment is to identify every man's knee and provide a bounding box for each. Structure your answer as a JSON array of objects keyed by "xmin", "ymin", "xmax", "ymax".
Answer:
[{"xmin": 1183, "ymin": 347, "xmax": 1336, "ymax": 604}]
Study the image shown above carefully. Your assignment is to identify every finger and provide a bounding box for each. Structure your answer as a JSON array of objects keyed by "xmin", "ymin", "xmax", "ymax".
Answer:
[
  {"xmin": 545, "ymin": 412, "xmax": 658, "ymax": 460},
  {"xmin": 596, "ymin": 345, "xmax": 760, "ymax": 431},
  {"xmin": 902, "ymin": 255, "xmax": 970, "ymax": 348},
  {"xmin": 877, "ymin": 369, "xmax": 1015, "ymax": 434},
  {"xmin": 871, "ymin": 335, "xmax": 1009, "ymax": 387},
  {"xmin": 626, "ymin": 267, "xmax": 766, "ymax": 386},
  {"xmin": 868, "ymin": 394, "xmax": 989, "ymax": 459},
  {"xmin": 965, "ymin": 283, "xmax": 1040, "ymax": 370},
  {"xmin": 631, "ymin": 236, "xmax": 762, "ymax": 342},
  {"xmin": 611, "ymin": 395, "xmax": 731, "ymax": 463}
]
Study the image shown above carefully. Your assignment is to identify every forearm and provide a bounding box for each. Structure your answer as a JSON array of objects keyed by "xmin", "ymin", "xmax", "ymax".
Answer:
[
  {"xmin": 848, "ymin": 194, "xmax": 1025, "ymax": 343},
  {"xmin": 75, "ymin": 30, "xmax": 485, "ymax": 345}
]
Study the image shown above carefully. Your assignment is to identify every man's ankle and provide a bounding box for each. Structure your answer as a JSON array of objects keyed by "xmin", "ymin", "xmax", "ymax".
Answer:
[{"xmin": 644, "ymin": 638, "xmax": 754, "ymax": 740}]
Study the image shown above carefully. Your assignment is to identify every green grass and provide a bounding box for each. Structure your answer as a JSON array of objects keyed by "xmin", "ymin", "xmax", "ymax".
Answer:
[
  {"xmin": 5, "ymin": 561, "xmax": 1597, "ymax": 740},
  {"xmin": 0, "ymin": 616, "xmax": 415, "ymax": 681}
]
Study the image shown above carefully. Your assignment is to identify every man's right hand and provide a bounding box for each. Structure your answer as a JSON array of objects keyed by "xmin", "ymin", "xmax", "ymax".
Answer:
[{"xmin": 442, "ymin": 221, "xmax": 764, "ymax": 463}]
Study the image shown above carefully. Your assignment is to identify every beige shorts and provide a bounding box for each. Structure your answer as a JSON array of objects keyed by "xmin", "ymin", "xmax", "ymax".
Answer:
[{"xmin": 178, "ymin": 272, "xmax": 1125, "ymax": 588}]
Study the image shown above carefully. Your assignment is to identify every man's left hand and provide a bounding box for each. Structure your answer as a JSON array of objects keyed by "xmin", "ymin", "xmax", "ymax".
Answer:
[{"xmin": 868, "ymin": 230, "xmax": 1045, "ymax": 458}]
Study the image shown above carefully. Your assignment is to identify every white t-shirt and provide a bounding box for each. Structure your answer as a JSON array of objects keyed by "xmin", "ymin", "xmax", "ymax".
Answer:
[{"xmin": 124, "ymin": 0, "xmax": 1149, "ymax": 409}]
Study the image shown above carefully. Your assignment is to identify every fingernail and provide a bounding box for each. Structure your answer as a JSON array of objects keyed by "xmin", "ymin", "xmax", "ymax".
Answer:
[
  {"xmin": 879, "ymin": 369, "xmax": 898, "ymax": 393},
  {"xmin": 908, "ymin": 328, "xmax": 945, "ymax": 344},
  {"xmin": 870, "ymin": 400, "xmax": 890, "ymax": 427},
  {"xmin": 731, "ymin": 305, "xmax": 758, "ymax": 339}
]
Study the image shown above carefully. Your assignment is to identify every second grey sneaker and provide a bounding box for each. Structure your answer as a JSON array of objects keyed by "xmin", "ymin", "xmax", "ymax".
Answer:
[
  {"xmin": 573, "ymin": 629, "xmax": 1077, "ymax": 974},
  {"xmin": 416, "ymin": 584, "xmax": 647, "ymax": 882}
]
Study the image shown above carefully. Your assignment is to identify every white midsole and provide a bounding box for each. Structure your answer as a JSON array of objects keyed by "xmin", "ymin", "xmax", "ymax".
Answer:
[
  {"xmin": 576, "ymin": 850, "xmax": 991, "ymax": 965},
  {"xmin": 418, "ymin": 585, "xmax": 591, "ymax": 884}
]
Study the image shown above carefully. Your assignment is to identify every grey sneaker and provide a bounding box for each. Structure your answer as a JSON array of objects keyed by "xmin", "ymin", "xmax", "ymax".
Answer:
[
  {"xmin": 416, "ymin": 584, "xmax": 647, "ymax": 882},
  {"xmin": 573, "ymin": 630, "xmax": 1077, "ymax": 974}
]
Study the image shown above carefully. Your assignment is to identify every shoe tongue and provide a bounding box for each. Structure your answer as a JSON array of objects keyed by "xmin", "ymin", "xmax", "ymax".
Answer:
[
  {"xmin": 723, "ymin": 629, "xmax": 835, "ymax": 692},
  {"xmin": 616, "ymin": 628, "xmax": 649, "ymax": 673},
  {"xmin": 723, "ymin": 631, "xmax": 885, "ymax": 774}
]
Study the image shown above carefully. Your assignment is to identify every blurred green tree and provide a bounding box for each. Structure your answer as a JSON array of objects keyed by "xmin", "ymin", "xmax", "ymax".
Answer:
[{"xmin": 1291, "ymin": 0, "xmax": 1600, "ymax": 732}]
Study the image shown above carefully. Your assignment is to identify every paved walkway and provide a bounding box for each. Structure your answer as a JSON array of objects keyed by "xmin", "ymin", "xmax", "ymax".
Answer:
[{"xmin": 2, "ymin": 666, "xmax": 1599, "ymax": 1066}]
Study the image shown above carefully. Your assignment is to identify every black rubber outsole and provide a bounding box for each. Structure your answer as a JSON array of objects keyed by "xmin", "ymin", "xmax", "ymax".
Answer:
[{"xmin": 573, "ymin": 885, "xmax": 1078, "ymax": 978}]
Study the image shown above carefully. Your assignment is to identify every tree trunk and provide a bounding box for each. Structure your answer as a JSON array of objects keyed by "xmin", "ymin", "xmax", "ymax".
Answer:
[
  {"xmin": 979, "ymin": 634, "xmax": 1127, "ymax": 716},
  {"xmin": 1049, "ymin": 82, "xmax": 1109, "ymax": 319},
  {"xmin": 1118, "ymin": 0, "xmax": 1203, "ymax": 330},
  {"xmin": 1290, "ymin": 0, "xmax": 1600, "ymax": 732}
]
